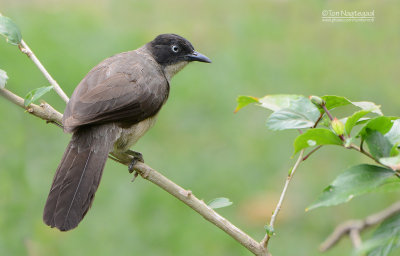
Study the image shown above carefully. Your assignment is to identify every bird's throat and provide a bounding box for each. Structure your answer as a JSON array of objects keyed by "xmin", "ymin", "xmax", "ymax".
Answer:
[{"xmin": 163, "ymin": 61, "xmax": 189, "ymax": 82}]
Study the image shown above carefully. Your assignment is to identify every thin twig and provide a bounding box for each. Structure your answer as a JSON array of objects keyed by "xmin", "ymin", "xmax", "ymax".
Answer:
[
  {"xmin": 0, "ymin": 87, "xmax": 270, "ymax": 256},
  {"xmin": 19, "ymin": 40, "xmax": 69, "ymax": 103},
  {"xmin": 261, "ymin": 149, "xmax": 305, "ymax": 248},
  {"xmin": 313, "ymin": 113, "xmax": 324, "ymax": 128},
  {"xmin": 349, "ymin": 144, "xmax": 378, "ymax": 163},
  {"xmin": 303, "ymin": 145, "xmax": 323, "ymax": 161},
  {"xmin": 349, "ymin": 229, "xmax": 362, "ymax": 249},
  {"xmin": 320, "ymin": 201, "xmax": 400, "ymax": 252}
]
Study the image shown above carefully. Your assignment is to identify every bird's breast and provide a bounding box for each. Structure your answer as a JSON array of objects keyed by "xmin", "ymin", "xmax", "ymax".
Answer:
[{"xmin": 113, "ymin": 115, "xmax": 158, "ymax": 152}]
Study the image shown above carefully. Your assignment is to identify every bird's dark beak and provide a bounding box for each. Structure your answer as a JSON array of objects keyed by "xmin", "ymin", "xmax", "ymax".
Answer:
[{"xmin": 186, "ymin": 51, "xmax": 212, "ymax": 63}]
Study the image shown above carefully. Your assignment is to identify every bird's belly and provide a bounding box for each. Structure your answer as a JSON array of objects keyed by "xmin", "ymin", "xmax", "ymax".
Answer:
[{"xmin": 113, "ymin": 116, "xmax": 157, "ymax": 152}]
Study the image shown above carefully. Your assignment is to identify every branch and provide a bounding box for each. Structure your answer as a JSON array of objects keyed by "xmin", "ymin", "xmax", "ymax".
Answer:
[
  {"xmin": 19, "ymin": 40, "xmax": 69, "ymax": 103},
  {"xmin": 0, "ymin": 88, "xmax": 63, "ymax": 124},
  {"xmin": 320, "ymin": 201, "xmax": 400, "ymax": 252},
  {"xmin": 133, "ymin": 162, "xmax": 268, "ymax": 255},
  {"xmin": 0, "ymin": 87, "xmax": 270, "ymax": 256},
  {"xmin": 260, "ymin": 149, "xmax": 305, "ymax": 248}
]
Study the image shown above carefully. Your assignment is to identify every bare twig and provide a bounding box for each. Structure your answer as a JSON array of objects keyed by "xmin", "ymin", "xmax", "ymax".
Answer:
[
  {"xmin": 313, "ymin": 113, "xmax": 324, "ymax": 128},
  {"xmin": 303, "ymin": 145, "xmax": 323, "ymax": 161},
  {"xmin": 261, "ymin": 149, "xmax": 305, "ymax": 248},
  {"xmin": 320, "ymin": 201, "xmax": 400, "ymax": 252},
  {"xmin": 132, "ymin": 162, "xmax": 269, "ymax": 256},
  {"xmin": 19, "ymin": 40, "xmax": 69, "ymax": 103},
  {"xmin": 349, "ymin": 229, "xmax": 362, "ymax": 249},
  {"xmin": 0, "ymin": 87, "xmax": 270, "ymax": 256}
]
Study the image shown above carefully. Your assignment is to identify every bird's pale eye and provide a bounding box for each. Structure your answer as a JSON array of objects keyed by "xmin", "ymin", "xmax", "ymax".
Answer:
[{"xmin": 171, "ymin": 45, "xmax": 180, "ymax": 53}]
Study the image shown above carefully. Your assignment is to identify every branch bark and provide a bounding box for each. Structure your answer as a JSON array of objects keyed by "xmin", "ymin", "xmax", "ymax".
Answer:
[
  {"xmin": 261, "ymin": 149, "xmax": 305, "ymax": 248},
  {"xmin": 320, "ymin": 201, "xmax": 400, "ymax": 252},
  {"xmin": 0, "ymin": 87, "xmax": 270, "ymax": 256},
  {"xmin": 19, "ymin": 40, "xmax": 69, "ymax": 103}
]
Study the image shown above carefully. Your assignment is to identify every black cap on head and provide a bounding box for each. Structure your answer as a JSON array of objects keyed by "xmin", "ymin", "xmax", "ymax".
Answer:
[{"xmin": 147, "ymin": 34, "xmax": 211, "ymax": 66}]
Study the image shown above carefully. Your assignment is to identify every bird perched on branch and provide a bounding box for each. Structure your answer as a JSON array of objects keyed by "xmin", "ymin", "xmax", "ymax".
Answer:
[{"xmin": 43, "ymin": 34, "xmax": 211, "ymax": 231}]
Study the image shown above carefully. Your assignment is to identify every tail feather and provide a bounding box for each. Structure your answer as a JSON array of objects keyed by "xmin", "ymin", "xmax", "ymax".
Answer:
[{"xmin": 43, "ymin": 124, "xmax": 119, "ymax": 231}]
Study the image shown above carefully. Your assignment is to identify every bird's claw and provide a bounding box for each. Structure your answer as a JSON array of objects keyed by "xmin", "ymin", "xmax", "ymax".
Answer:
[{"xmin": 127, "ymin": 150, "xmax": 144, "ymax": 174}]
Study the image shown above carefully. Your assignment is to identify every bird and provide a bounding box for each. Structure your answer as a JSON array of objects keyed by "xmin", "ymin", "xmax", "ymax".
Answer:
[{"xmin": 43, "ymin": 34, "xmax": 211, "ymax": 231}]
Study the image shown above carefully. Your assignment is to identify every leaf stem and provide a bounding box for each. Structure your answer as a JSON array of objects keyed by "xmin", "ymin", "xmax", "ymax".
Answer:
[
  {"xmin": 321, "ymin": 104, "xmax": 333, "ymax": 121},
  {"xmin": 313, "ymin": 113, "xmax": 324, "ymax": 128}
]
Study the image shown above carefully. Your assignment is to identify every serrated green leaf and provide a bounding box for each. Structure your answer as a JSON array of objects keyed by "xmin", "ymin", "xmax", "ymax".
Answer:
[
  {"xmin": 359, "ymin": 212, "xmax": 400, "ymax": 256},
  {"xmin": 293, "ymin": 128, "xmax": 342, "ymax": 154},
  {"xmin": 207, "ymin": 197, "xmax": 233, "ymax": 209},
  {"xmin": 234, "ymin": 95, "xmax": 259, "ymax": 113},
  {"xmin": 306, "ymin": 164, "xmax": 397, "ymax": 211},
  {"xmin": 345, "ymin": 110, "xmax": 371, "ymax": 136},
  {"xmin": 0, "ymin": 15, "xmax": 22, "ymax": 45},
  {"xmin": 265, "ymin": 97, "xmax": 320, "ymax": 131},
  {"xmin": 0, "ymin": 69, "xmax": 8, "ymax": 88},
  {"xmin": 24, "ymin": 86, "xmax": 53, "ymax": 107},
  {"xmin": 365, "ymin": 130, "xmax": 392, "ymax": 159},
  {"xmin": 258, "ymin": 94, "xmax": 303, "ymax": 111}
]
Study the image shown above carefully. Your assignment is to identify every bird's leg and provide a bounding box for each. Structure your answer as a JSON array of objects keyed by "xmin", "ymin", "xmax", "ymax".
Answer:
[
  {"xmin": 109, "ymin": 150, "xmax": 144, "ymax": 176},
  {"xmin": 126, "ymin": 150, "xmax": 145, "ymax": 174}
]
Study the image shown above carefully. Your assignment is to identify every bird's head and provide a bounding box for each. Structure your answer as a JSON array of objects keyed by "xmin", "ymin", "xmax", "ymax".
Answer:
[{"xmin": 146, "ymin": 34, "xmax": 211, "ymax": 80}]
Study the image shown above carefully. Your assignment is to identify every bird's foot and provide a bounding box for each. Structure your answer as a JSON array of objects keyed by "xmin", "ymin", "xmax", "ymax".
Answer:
[{"xmin": 127, "ymin": 150, "xmax": 144, "ymax": 174}]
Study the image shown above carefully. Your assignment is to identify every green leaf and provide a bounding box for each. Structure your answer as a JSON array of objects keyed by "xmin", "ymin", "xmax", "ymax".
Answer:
[
  {"xmin": 321, "ymin": 95, "xmax": 352, "ymax": 110},
  {"xmin": 266, "ymin": 109, "xmax": 315, "ymax": 130},
  {"xmin": 265, "ymin": 97, "xmax": 320, "ymax": 131},
  {"xmin": 0, "ymin": 69, "xmax": 8, "ymax": 88},
  {"xmin": 345, "ymin": 110, "xmax": 371, "ymax": 136},
  {"xmin": 365, "ymin": 130, "xmax": 393, "ymax": 159},
  {"xmin": 359, "ymin": 117, "xmax": 398, "ymax": 139},
  {"xmin": 0, "ymin": 15, "xmax": 22, "ymax": 45},
  {"xmin": 207, "ymin": 197, "xmax": 233, "ymax": 209},
  {"xmin": 352, "ymin": 101, "xmax": 383, "ymax": 115},
  {"xmin": 379, "ymin": 155, "xmax": 400, "ymax": 171},
  {"xmin": 321, "ymin": 95, "xmax": 382, "ymax": 115},
  {"xmin": 390, "ymin": 143, "xmax": 399, "ymax": 157},
  {"xmin": 307, "ymin": 164, "xmax": 397, "ymax": 211},
  {"xmin": 293, "ymin": 128, "xmax": 343, "ymax": 154},
  {"xmin": 258, "ymin": 94, "xmax": 304, "ymax": 111},
  {"xmin": 24, "ymin": 86, "xmax": 53, "ymax": 107},
  {"xmin": 385, "ymin": 120, "xmax": 400, "ymax": 146},
  {"xmin": 234, "ymin": 95, "xmax": 259, "ymax": 113},
  {"xmin": 360, "ymin": 212, "xmax": 400, "ymax": 256}
]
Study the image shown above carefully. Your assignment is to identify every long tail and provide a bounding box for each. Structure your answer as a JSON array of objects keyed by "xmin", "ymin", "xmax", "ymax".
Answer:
[{"xmin": 43, "ymin": 124, "xmax": 119, "ymax": 231}]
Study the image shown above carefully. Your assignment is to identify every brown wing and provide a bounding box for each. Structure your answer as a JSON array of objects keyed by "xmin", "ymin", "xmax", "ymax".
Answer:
[{"xmin": 63, "ymin": 50, "xmax": 169, "ymax": 132}]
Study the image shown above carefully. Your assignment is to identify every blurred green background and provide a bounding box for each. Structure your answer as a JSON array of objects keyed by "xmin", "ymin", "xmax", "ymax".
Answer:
[{"xmin": 1, "ymin": 0, "xmax": 399, "ymax": 255}]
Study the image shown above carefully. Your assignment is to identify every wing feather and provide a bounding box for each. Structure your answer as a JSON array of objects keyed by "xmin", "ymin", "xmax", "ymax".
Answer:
[{"xmin": 63, "ymin": 50, "xmax": 169, "ymax": 132}]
